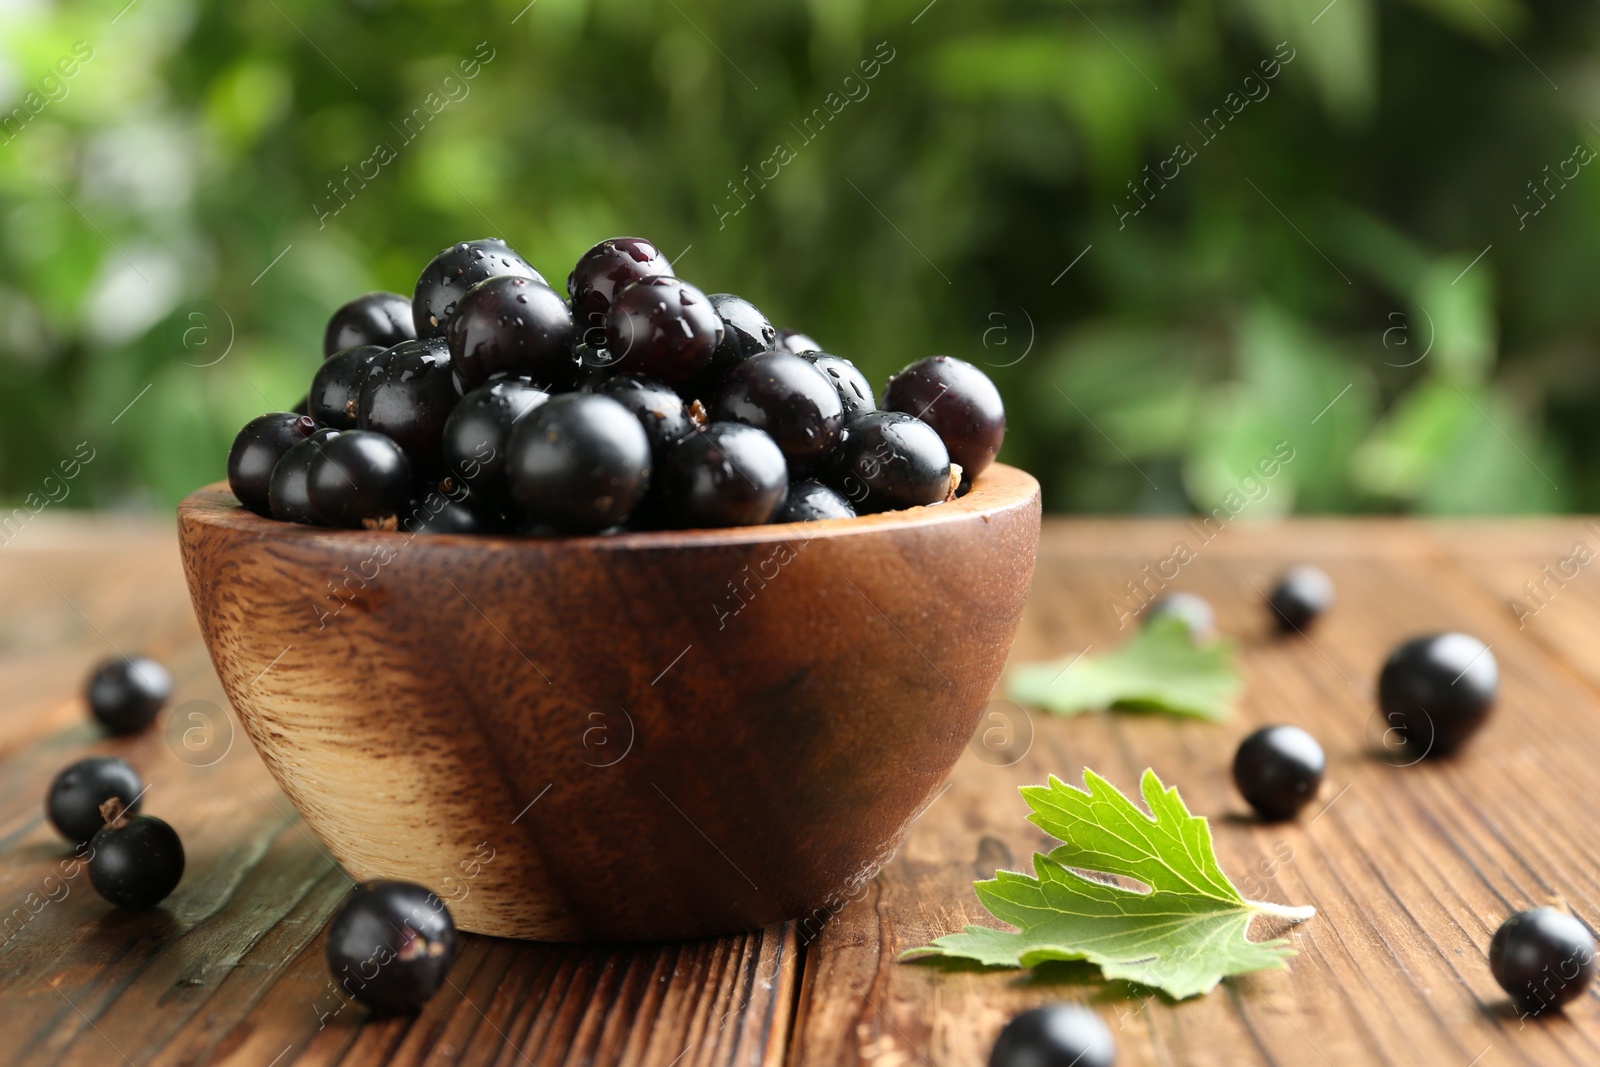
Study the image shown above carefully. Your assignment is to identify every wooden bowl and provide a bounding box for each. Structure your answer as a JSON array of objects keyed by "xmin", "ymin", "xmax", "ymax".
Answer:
[{"xmin": 176, "ymin": 464, "xmax": 1040, "ymax": 941}]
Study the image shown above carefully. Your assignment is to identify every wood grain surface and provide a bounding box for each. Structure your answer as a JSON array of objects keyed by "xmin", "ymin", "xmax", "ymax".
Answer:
[{"xmin": 2, "ymin": 515, "xmax": 1598, "ymax": 1065}]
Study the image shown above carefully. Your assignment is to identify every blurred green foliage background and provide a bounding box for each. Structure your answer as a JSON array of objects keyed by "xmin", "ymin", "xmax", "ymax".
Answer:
[{"xmin": 1, "ymin": 0, "xmax": 1596, "ymax": 515}]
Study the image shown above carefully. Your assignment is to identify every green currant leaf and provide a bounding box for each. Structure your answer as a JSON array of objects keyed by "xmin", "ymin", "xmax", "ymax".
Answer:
[
  {"xmin": 1007, "ymin": 616, "xmax": 1241, "ymax": 721},
  {"xmin": 903, "ymin": 768, "xmax": 1315, "ymax": 999}
]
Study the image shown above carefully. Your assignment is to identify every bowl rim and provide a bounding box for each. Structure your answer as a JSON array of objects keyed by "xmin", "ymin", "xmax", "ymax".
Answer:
[{"xmin": 178, "ymin": 463, "xmax": 1040, "ymax": 553}]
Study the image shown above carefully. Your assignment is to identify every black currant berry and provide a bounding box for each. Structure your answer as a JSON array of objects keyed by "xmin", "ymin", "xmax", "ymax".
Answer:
[
  {"xmin": 775, "ymin": 328, "xmax": 821, "ymax": 354},
  {"xmin": 1377, "ymin": 633, "xmax": 1497, "ymax": 758},
  {"xmin": 1147, "ymin": 592, "xmax": 1216, "ymax": 642},
  {"xmin": 269, "ymin": 429, "xmax": 341, "ymax": 524},
  {"xmin": 228, "ymin": 412, "xmax": 317, "ymax": 516},
  {"xmin": 311, "ymin": 345, "xmax": 391, "ymax": 430},
  {"xmin": 989, "ymin": 1004, "xmax": 1115, "ymax": 1067},
  {"xmin": 402, "ymin": 496, "xmax": 489, "ymax": 536},
  {"xmin": 87, "ymin": 656, "xmax": 171, "ymax": 736},
  {"xmin": 774, "ymin": 480, "xmax": 856, "ymax": 523},
  {"xmin": 1267, "ymin": 565, "xmax": 1334, "ymax": 632},
  {"xmin": 324, "ymin": 291, "xmax": 415, "ymax": 357},
  {"xmin": 1490, "ymin": 908, "xmax": 1596, "ymax": 1016},
  {"xmin": 506, "ymin": 393, "xmax": 652, "ymax": 533},
  {"xmin": 801, "ymin": 352, "xmax": 876, "ymax": 420},
  {"xmin": 447, "ymin": 275, "xmax": 578, "ymax": 390},
  {"xmin": 711, "ymin": 351, "xmax": 845, "ymax": 476},
  {"xmin": 604, "ymin": 276, "xmax": 723, "ymax": 386},
  {"xmin": 307, "ymin": 431, "xmax": 413, "ymax": 529},
  {"xmin": 662, "ymin": 423, "xmax": 788, "ymax": 528},
  {"xmin": 325, "ymin": 880, "xmax": 459, "ymax": 1013},
  {"xmin": 599, "ymin": 375, "xmax": 693, "ymax": 460},
  {"xmin": 707, "ymin": 293, "xmax": 776, "ymax": 375},
  {"xmin": 357, "ymin": 337, "xmax": 461, "ymax": 470},
  {"xmin": 88, "ymin": 800, "xmax": 184, "ymax": 909},
  {"xmin": 883, "ymin": 355, "xmax": 1005, "ymax": 479},
  {"xmin": 47, "ymin": 756, "xmax": 143, "ymax": 843},
  {"xmin": 568, "ymin": 236, "xmax": 672, "ymax": 339},
  {"xmin": 1232, "ymin": 725, "xmax": 1325, "ymax": 821},
  {"xmin": 441, "ymin": 379, "xmax": 549, "ymax": 502},
  {"xmin": 413, "ymin": 238, "xmax": 544, "ymax": 339},
  {"xmin": 832, "ymin": 411, "xmax": 951, "ymax": 514}
]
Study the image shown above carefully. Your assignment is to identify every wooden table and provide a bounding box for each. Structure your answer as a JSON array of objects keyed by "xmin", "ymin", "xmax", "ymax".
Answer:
[{"xmin": 3, "ymin": 516, "xmax": 1599, "ymax": 1065}]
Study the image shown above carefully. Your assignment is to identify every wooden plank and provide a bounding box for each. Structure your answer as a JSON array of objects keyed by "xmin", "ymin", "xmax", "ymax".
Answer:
[
  {"xmin": 0, "ymin": 521, "xmax": 798, "ymax": 1067},
  {"xmin": 791, "ymin": 519, "xmax": 1600, "ymax": 1066}
]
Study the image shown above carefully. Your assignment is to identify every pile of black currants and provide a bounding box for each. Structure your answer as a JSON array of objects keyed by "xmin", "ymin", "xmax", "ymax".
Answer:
[{"xmin": 227, "ymin": 236, "xmax": 1007, "ymax": 535}]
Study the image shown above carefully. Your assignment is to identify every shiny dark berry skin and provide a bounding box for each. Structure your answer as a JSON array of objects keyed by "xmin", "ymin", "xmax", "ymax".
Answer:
[
  {"xmin": 227, "ymin": 412, "xmax": 316, "ymax": 516},
  {"xmin": 88, "ymin": 812, "xmax": 184, "ymax": 909},
  {"xmin": 311, "ymin": 345, "xmax": 391, "ymax": 430},
  {"xmin": 989, "ymin": 1004, "xmax": 1116, "ymax": 1067},
  {"xmin": 599, "ymin": 375, "xmax": 693, "ymax": 460},
  {"xmin": 507, "ymin": 393, "xmax": 652, "ymax": 533},
  {"xmin": 775, "ymin": 329, "xmax": 821, "ymax": 354},
  {"xmin": 87, "ymin": 656, "xmax": 172, "ymax": 736},
  {"xmin": 568, "ymin": 236, "xmax": 672, "ymax": 339},
  {"xmin": 711, "ymin": 351, "xmax": 845, "ymax": 476},
  {"xmin": 357, "ymin": 337, "xmax": 461, "ymax": 469},
  {"xmin": 326, "ymin": 881, "xmax": 459, "ymax": 1013},
  {"xmin": 446, "ymin": 275, "xmax": 578, "ymax": 390},
  {"xmin": 269, "ymin": 429, "xmax": 340, "ymax": 524},
  {"xmin": 47, "ymin": 757, "xmax": 142, "ymax": 842},
  {"xmin": 402, "ymin": 496, "xmax": 488, "ymax": 535},
  {"xmin": 307, "ymin": 431, "xmax": 413, "ymax": 529},
  {"xmin": 413, "ymin": 238, "xmax": 544, "ymax": 339},
  {"xmin": 1147, "ymin": 592, "xmax": 1216, "ymax": 642},
  {"xmin": 832, "ymin": 411, "xmax": 951, "ymax": 514},
  {"xmin": 882, "ymin": 356, "xmax": 1005, "ymax": 479},
  {"xmin": 604, "ymin": 276, "xmax": 723, "ymax": 386},
  {"xmin": 663, "ymin": 423, "xmax": 788, "ymax": 528},
  {"xmin": 707, "ymin": 293, "xmax": 776, "ymax": 375},
  {"xmin": 1267, "ymin": 565, "xmax": 1334, "ymax": 632},
  {"xmin": 1232, "ymin": 725, "xmax": 1325, "ymax": 821},
  {"xmin": 324, "ymin": 291, "xmax": 415, "ymax": 357},
  {"xmin": 441, "ymin": 380, "xmax": 549, "ymax": 502},
  {"xmin": 774, "ymin": 480, "xmax": 855, "ymax": 523},
  {"xmin": 1377, "ymin": 633, "xmax": 1498, "ymax": 758},
  {"xmin": 1489, "ymin": 908, "xmax": 1596, "ymax": 1016},
  {"xmin": 801, "ymin": 352, "xmax": 876, "ymax": 420}
]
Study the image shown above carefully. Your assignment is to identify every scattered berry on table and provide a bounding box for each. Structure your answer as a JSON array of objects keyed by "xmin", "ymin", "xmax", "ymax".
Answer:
[
  {"xmin": 507, "ymin": 393, "xmax": 652, "ymax": 533},
  {"xmin": 47, "ymin": 756, "xmax": 143, "ymax": 843},
  {"xmin": 883, "ymin": 355, "xmax": 1006, "ymax": 478},
  {"xmin": 989, "ymin": 1004, "xmax": 1116, "ymax": 1067},
  {"xmin": 1232, "ymin": 724, "xmax": 1325, "ymax": 821},
  {"xmin": 87, "ymin": 799, "xmax": 184, "ymax": 909},
  {"xmin": 87, "ymin": 656, "xmax": 172, "ymax": 736},
  {"xmin": 324, "ymin": 880, "xmax": 459, "ymax": 1013},
  {"xmin": 413, "ymin": 238, "xmax": 544, "ymax": 339},
  {"xmin": 227, "ymin": 412, "xmax": 316, "ymax": 516},
  {"xmin": 1146, "ymin": 591, "xmax": 1216, "ymax": 642},
  {"xmin": 323, "ymin": 291, "xmax": 415, "ymax": 357},
  {"xmin": 1377, "ymin": 633, "xmax": 1497, "ymax": 758},
  {"xmin": 1266, "ymin": 565, "xmax": 1333, "ymax": 633},
  {"xmin": 307, "ymin": 430, "xmax": 413, "ymax": 530},
  {"xmin": 1489, "ymin": 908, "xmax": 1596, "ymax": 1017}
]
